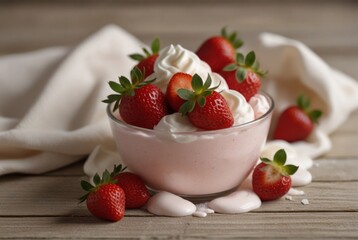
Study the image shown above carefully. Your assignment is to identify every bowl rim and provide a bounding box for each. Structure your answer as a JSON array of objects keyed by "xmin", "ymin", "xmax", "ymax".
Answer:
[{"xmin": 106, "ymin": 91, "xmax": 274, "ymax": 135}]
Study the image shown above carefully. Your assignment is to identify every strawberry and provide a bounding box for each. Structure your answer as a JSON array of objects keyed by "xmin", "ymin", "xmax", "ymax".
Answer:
[
  {"xmin": 79, "ymin": 170, "xmax": 125, "ymax": 222},
  {"xmin": 196, "ymin": 27, "xmax": 243, "ymax": 72},
  {"xmin": 252, "ymin": 149, "xmax": 299, "ymax": 201},
  {"xmin": 166, "ymin": 72, "xmax": 193, "ymax": 111},
  {"xmin": 219, "ymin": 51, "xmax": 267, "ymax": 101},
  {"xmin": 129, "ymin": 38, "xmax": 160, "ymax": 78},
  {"xmin": 178, "ymin": 74, "xmax": 234, "ymax": 130},
  {"xmin": 110, "ymin": 165, "xmax": 150, "ymax": 209},
  {"xmin": 273, "ymin": 95, "xmax": 322, "ymax": 142},
  {"xmin": 103, "ymin": 67, "xmax": 168, "ymax": 129}
]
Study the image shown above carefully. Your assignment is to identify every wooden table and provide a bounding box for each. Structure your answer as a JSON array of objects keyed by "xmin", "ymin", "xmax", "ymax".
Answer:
[{"xmin": 1, "ymin": 1, "xmax": 357, "ymax": 239}]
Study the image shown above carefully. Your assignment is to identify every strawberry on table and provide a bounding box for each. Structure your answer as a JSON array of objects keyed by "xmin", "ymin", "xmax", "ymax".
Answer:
[
  {"xmin": 273, "ymin": 95, "xmax": 322, "ymax": 142},
  {"xmin": 218, "ymin": 51, "xmax": 267, "ymax": 101},
  {"xmin": 129, "ymin": 38, "xmax": 160, "ymax": 78},
  {"xmin": 110, "ymin": 165, "xmax": 150, "ymax": 209},
  {"xmin": 252, "ymin": 149, "xmax": 299, "ymax": 201},
  {"xmin": 166, "ymin": 72, "xmax": 193, "ymax": 112},
  {"xmin": 103, "ymin": 67, "xmax": 168, "ymax": 129},
  {"xmin": 79, "ymin": 170, "xmax": 125, "ymax": 222},
  {"xmin": 196, "ymin": 27, "xmax": 243, "ymax": 72},
  {"xmin": 178, "ymin": 74, "xmax": 234, "ymax": 130}
]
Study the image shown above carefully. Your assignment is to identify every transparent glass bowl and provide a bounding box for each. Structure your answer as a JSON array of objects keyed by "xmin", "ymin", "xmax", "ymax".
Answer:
[{"xmin": 107, "ymin": 92, "xmax": 274, "ymax": 197}]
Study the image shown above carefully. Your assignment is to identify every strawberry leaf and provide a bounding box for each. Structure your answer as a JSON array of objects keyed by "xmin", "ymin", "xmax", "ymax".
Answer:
[
  {"xmin": 245, "ymin": 51, "xmax": 256, "ymax": 67},
  {"xmin": 235, "ymin": 68, "xmax": 247, "ymax": 83},
  {"xmin": 273, "ymin": 149, "xmax": 287, "ymax": 166},
  {"xmin": 81, "ymin": 180, "xmax": 94, "ymax": 191},
  {"xmin": 119, "ymin": 76, "xmax": 132, "ymax": 89},
  {"xmin": 93, "ymin": 173, "xmax": 101, "ymax": 186},
  {"xmin": 297, "ymin": 94, "xmax": 310, "ymax": 110},
  {"xmin": 177, "ymin": 88, "xmax": 193, "ymax": 100},
  {"xmin": 143, "ymin": 47, "xmax": 151, "ymax": 57},
  {"xmin": 236, "ymin": 53, "xmax": 245, "ymax": 65},
  {"xmin": 109, "ymin": 81, "xmax": 124, "ymax": 93},
  {"xmin": 203, "ymin": 74, "xmax": 212, "ymax": 90},
  {"xmin": 179, "ymin": 100, "xmax": 195, "ymax": 116},
  {"xmin": 129, "ymin": 53, "xmax": 144, "ymax": 61},
  {"xmin": 260, "ymin": 157, "xmax": 271, "ymax": 164},
  {"xmin": 233, "ymin": 39, "xmax": 244, "ymax": 49},
  {"xmin": 221, "ymin": 27, "xmax": 228, "ymax": 39},
  {"xmin": 197, "ymin": 95, "xmax": 206, "ymax": 107},
  {"xmin": 151, "ymin": 38, "xmax": 160, "ymax": 54},
  {"xmin": 192, "ymin": 74, "xmax": 203, "ymax": 91},
  {"xmin": 223, "ymin": 63, "xmax": 237, "ymax": 72},
  {"xmin": 229, "ymin": 32, "xmax": 237, "ymax": 42},
  {"xmin": 78, "ymin": 192, "xmax": 89, "ymax": 203},
  {"xmin": 309, "ymin": 110, "xmax": 322, "ymax": 123},
  {"xmin": 284, "ymin": 164, "xmax": 299, "ymax": 175},
  {"xmin": 102, "ymin": 170, "xmax": 111, "ymax": 183}
]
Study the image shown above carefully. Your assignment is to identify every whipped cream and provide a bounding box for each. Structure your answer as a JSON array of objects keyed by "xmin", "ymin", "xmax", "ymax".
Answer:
[
  {"xmin": 154, "ymin": 113, "xmax": 199, "ymax": 142},
  {"xmin": 221, "ymin": 89, "xmax": 255, "ymax": 125},
  {"xmin": 151, "ymin": 44, "xmax": 228, "ymax": 92},
  {"xmin": 249, "ymin": 94, "xmax": 271, "ymax": 119}
]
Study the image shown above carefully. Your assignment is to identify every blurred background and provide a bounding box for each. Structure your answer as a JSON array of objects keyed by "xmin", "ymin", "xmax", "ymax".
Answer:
[{"xmin": 0, "ymin": 0, "xmax": 357, "ymax": 77}]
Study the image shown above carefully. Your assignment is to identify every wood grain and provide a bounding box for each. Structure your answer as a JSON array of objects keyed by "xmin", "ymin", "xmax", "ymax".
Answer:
[
  {"xmin": 1, "ymin": 213, "xmax": 357, "ymax": 239},
  {"xmin": 0, "ymin": 1, "xmax": 357, "ymax": 239}
]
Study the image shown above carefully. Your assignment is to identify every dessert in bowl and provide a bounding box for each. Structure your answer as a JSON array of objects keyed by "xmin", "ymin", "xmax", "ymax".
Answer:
[
  {"xmin": 107, "ymin": 93, "xmax": 274, "ymax": 196},
  {"xmin": 104, "ymin": 37, "xmax": 274, "ymax": 197}
]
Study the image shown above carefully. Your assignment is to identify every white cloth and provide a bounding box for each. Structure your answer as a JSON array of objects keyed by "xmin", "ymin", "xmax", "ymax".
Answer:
[{"xmin": 0, "ymin": 25, "xmax": 357, "ymax": 176}]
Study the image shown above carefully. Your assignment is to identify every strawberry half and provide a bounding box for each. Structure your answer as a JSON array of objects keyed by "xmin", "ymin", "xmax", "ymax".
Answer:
[
  {"xmin": 196, "ymin": 27, "xmax": 243, "ymax": 72},
  {"xmin": 178, "ymin": 74, "xmax": 234, "ymax": 130},
  {"xmin": 273, "ymin": 95, "xmax": 322, "ymax": 142},
  {"xmin": 110, "ymin": 165, "xmax": 150, "ymax": 209},
  {"xmin": 103, "ymin": 67, "xmax": 168, "ymax": 129},
  {"xmin": 166, "ymin": 72, "xmax": 193, "ymax": 112},
  {"xmin": 129, "ymin": 38, "xmax": 160, "ymax": 78},
  {"xmin": 79, "ymin": 170, "xmax": 125, "ymax": 222},
  {"xmin": 218, "ymin": 51, "xmax": 267, "ymax": 101},
  {"xmin": 252, "ymin": 149, "xmax": 299, "ymax": 201}
]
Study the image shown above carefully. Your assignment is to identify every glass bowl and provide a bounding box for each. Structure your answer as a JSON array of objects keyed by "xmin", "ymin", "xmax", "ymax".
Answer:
[{"xmin": 107, "ymin": 92, "xmax": 274, "ymax": 197}]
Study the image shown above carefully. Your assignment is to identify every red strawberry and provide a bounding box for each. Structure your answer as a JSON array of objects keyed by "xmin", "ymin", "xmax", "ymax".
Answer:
[
  {"xmin": 166, "ymin": 72, "xmax": 193, "ymax": 111},
  {"xmin": 218, "ymin": 51, "xmax": 267, "ymax": 101},
  {"xmin": 178, "ymin": 74, "xmax": 234, "ymax": 130},
  {"xmin": 129, "ymin": 38, "xmax": 160, "ymax": 78},
  {"xmin": 103, "ymin": 67, "xmax": 168, "ymax": 129},
  {"xmin": 252, "ymin": 149, "xmax": 299, "ymax": 201},
  {"xmin": 79, "ymin": 170, "xmax": 125, "ymax": 222},
  {"xmin": 273, "ymin": 95, "xmax": 322, "ymax": 142},
  {"xmin": 111, "ymin": 165, "xmax": 150, "ymax": 209},
  {"xmin": 196, "ymin": 28, "xmax": 243, "ymax": 72}
]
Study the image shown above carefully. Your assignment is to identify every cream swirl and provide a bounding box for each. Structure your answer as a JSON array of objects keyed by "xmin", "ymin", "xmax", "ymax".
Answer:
[
  {"xmin": 154, "ymin": 113, "xmax": 199, "ymax": 142},
  {"xmin": 151, "ymin": 44, "xmax": 228, "ymax": 92},
  {"xmin": 221, "ymin": 89, "xmax": 255, "ymax": 125},
  {"xmin": 249, "ymin": 94, "xmax": 270, "ymax": 119}
]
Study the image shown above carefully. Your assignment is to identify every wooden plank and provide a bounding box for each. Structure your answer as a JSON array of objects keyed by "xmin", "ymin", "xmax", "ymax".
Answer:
[
  {"xmin": 0, "ymin": 2, "xmax": 357, "ymax": 55},
  {"xmin": 0, "ymin": 212, "xmax": 357, "ymax": 239},
  {"xmin": 1, "ymin": 175, "xmax": 357, "ymax": 216},
  {"xmin": 311, "ymin": 158, "xmax": 358, "ymax": 181}
]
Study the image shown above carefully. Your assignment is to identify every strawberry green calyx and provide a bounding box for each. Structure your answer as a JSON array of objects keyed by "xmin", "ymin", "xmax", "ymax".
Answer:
[
  {"xmin": 129, "ymin": 38, "xmax": 160, "ymax": 61},
  {"xmin": 177, "ymin": 74, "xmax": 219, "ymax": 115},
  {"xmin": 260, "ymin": 149, "xmax": 299, "ymax": 177},
  {"xmin": 221, "ymin": 27, "xmax": 244, "ymax": 49},
  {"xmin": 296, "ymin": 94, "xmax": 322, "ymax": 123},
  {"xmin": 110, "ymin": 164, "xmax": 127, "ymax": 178},
  {"xmin": 223, "ymin": 51, "xmax": 267, "ymax": 82},
  {"xmin": 78, "ymin": 169, "xmax": 117, "ymax": 203},
  {"xmin": 102, "ymin": 67, "xmax": 155, "ymax": 112}
]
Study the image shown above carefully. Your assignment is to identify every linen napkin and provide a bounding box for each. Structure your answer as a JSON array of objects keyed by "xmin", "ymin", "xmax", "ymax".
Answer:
[{"xmin": 0, "ymin": 25, "xmax": 357, "ymax": 177}]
